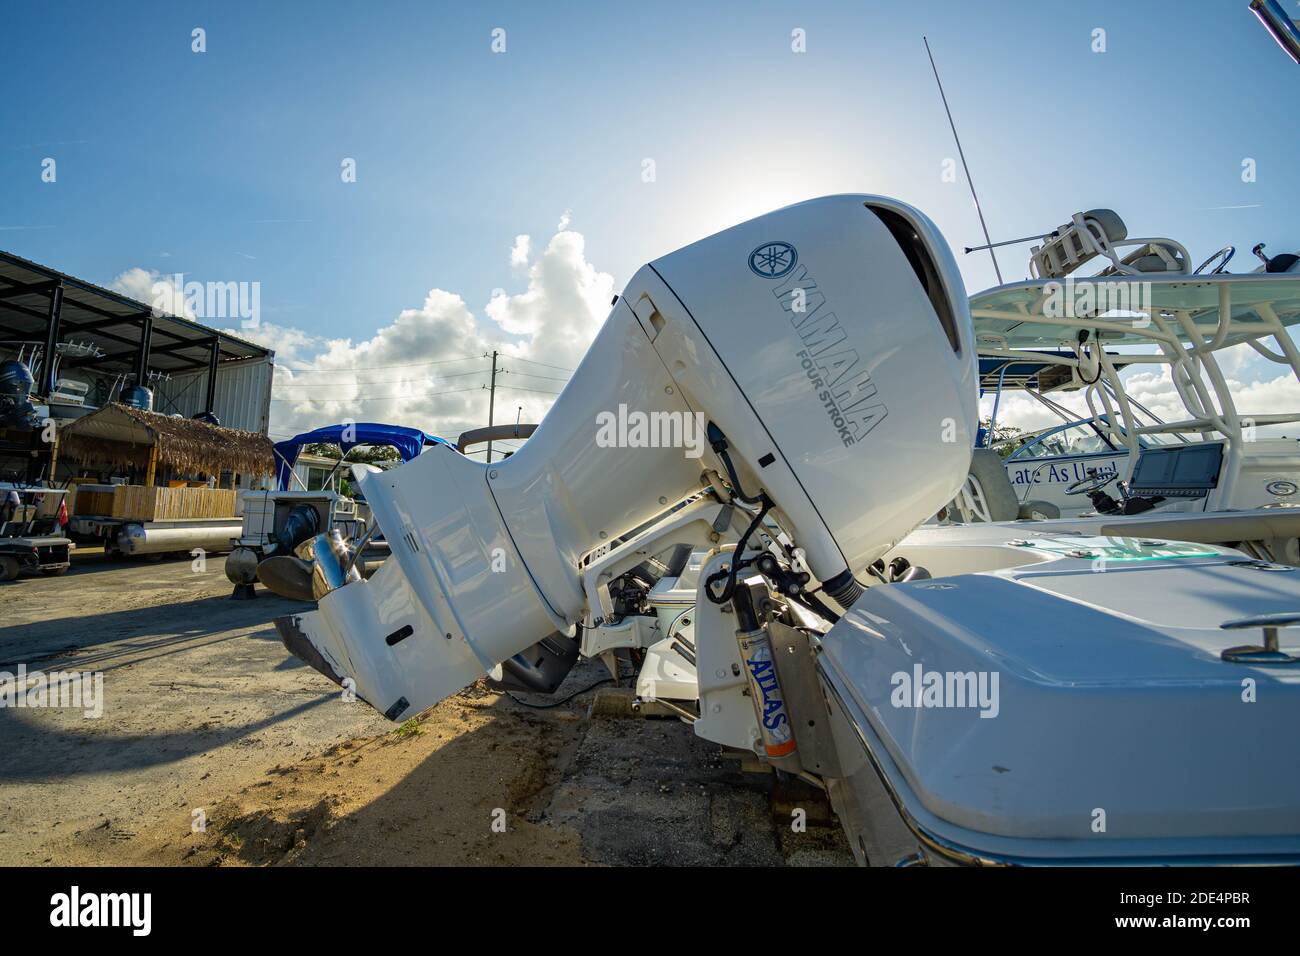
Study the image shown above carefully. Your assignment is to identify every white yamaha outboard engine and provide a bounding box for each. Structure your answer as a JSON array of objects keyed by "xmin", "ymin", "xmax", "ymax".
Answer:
[{"xmin": 276, "ymin": 195, "xmax": 978, "ymax": 720}]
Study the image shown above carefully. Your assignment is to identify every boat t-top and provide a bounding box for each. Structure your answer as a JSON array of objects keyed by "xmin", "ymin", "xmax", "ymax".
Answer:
[{"xmin": 954, "ymin": 208, "xmax": 1300, "ymax": 563}]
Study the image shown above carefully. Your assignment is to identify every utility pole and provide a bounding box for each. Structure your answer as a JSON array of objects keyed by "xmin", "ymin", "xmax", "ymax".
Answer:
[{"xmin": 486, "ymin": 350, "xmax": 499, "ymax": 463}]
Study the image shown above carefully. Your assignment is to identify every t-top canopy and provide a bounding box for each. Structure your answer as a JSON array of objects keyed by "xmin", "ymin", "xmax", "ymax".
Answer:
[
  {"xmin": 977, "ymin": 351, "xmax": 1140, "ymax": 393},
  {"xmin": 970, "ymin": 273, "xmax": 1300, "ymax": 351},
  {"xmin": 273, "ymin": 422, "xmax": 449, "ymax": 490}
]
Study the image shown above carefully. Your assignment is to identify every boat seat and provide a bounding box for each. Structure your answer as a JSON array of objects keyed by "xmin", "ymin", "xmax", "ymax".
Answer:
[
  {"xmin": 1030, "ymin": 209, "xmax": 1193, "ymax": 280},
  {"xmin": 1097, "ymin": 242, "xmax": 1188, "ymax": 276},
  {"xmin": 1030, "ymin": 209, "xmax": 1127, "ymax": 280},
  {"xmin": 967, "ymin": 448, "xmax": 1060, "ymax": 522}
]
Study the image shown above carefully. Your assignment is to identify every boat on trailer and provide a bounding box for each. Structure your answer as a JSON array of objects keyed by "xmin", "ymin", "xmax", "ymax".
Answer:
[{"xmin": 225, "ymin": 422, "xmax": 450, "ymax": 598}]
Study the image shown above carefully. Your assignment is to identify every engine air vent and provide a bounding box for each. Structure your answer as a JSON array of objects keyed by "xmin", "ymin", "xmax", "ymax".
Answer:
[{"xmin": 868, "ymin": 205, "xmax": 962, "ymax": 356}]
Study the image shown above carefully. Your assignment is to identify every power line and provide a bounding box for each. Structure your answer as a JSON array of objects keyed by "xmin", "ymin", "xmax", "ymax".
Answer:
[
  {"xmin": 270, "ymin": 385, "xmax": 484, "ymax": 403},
  {"xmin": 509, "ymin": 355, "xmax": 575, "ymax": 372},
  {"xmin": 274, "ymin": 369, "xmax": 569, "ymax": 390},
  {"xmin": 503, "ymin": 369, "xmax": 570, "ymax": 383},
  {"xmin": 273, "ymin": 354, "xmax": 487, "ymax": 373},
  {"xmin": 495, "ymin": 384, "xmax": 562, "ymax": 396},
  {"xmin": 271, "ymin": 351, "xmax": 576, "ymax": 376},
  {"xmin": 273, "ymin": 370, "xmax": 486, "ymax": 389},
  {"xmin": 464, "ymin": 440, "xmax": 523, "ymax": 455},
  {"xmin": 271, "ymin": 382, "xmax": 565, "ymax": 402}
]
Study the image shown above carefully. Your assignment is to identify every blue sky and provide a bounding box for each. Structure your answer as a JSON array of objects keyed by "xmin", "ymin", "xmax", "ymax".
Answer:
[{"xmin": 2, "ymin": 0, "xmax": 1297, "ymax": 437}]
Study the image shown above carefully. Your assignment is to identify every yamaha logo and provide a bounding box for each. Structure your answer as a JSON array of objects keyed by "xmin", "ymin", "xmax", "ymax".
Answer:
[
  {"xmin": 1266, "ymin": 479, "xmax": 1298, "ymax": 497},
  {"xmin": 748, "ymin": 241, "xmax": 797, "ymax": 279}
]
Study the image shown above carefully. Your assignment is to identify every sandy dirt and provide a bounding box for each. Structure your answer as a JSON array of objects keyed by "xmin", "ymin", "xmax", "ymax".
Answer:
[{"xmin": 0, "ymin": 550, "xmax": 851, "ymax": 866}]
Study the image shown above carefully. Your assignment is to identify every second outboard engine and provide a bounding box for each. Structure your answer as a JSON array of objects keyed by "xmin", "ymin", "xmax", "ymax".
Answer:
[
  {"xmin": 119, "ymin": 385, "xmax": 154, "ymax": 411},
  {"xmin": 273, "ymin": 504, "xmax": 322, "ymax": 555},
  {"xmin": 0, "ymin": 360, "xmax": 41, "ymax": 430},
  {"xmin": 235, "ymin": 504, "xmax": 328, "ymax": 601}
]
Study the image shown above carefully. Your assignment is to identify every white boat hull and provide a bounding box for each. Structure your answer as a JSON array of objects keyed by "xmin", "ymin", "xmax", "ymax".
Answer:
[{"xmin": 817, "ymin": 525, "xmax": 1300, "ymax": 864}]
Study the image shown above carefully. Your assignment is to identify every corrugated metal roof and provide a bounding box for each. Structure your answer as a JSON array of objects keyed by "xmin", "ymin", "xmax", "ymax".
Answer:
[{"xmin": 0, "ymin": 249, "xmax": 272, "ymax": 375}]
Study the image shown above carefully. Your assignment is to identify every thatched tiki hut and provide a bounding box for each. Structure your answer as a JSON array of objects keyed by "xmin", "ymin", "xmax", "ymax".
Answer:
[{"xmin": 57, "ymin": 403, "xmax": 274, "ymax": 487}]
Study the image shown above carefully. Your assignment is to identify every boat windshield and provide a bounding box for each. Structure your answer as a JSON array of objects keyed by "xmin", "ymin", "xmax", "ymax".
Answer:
[{"xmin": 1007, "ymin": 420, "xmax": 1182, "ymax": 461}]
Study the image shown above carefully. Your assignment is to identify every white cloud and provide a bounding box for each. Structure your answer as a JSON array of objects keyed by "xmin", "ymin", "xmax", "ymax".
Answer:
[
  {"xmin": 556, "ymin": 209, "xmax": 572, "ymax": 232},
  {"xmin": 189, "ymin": 221, "xmax": 614, "ymax": 444},
  {"xmin": 231, "ymin": 322, "xmax": 321, "ymax": 365},
  {"xmin": 485, "ymin": 230, "xmax": 613, "ymax": 344},
  {"xmin": 510, "ymin": 234, "xmax": 530, "ymax": 267},
  {"xmin": 109, "ymin": 267, "xmax": 196, "ymax": 319}
]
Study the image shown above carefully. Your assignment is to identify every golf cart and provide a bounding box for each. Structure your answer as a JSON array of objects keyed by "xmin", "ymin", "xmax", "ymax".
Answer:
[{"xmin": 0, "ymin": 484, "xmax": 73, "ymax": 582}]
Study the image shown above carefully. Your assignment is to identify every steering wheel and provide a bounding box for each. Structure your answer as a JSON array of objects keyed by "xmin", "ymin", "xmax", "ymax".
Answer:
[
  {"xmin": 1065, "ymin": 468, "xmax": 1118, "ymax": 496},
  {"xmin": 1194, "ymin": 245, "xmax": 1235, "ymax": 275}
]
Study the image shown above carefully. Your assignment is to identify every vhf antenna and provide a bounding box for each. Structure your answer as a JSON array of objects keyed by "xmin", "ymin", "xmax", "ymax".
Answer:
[{"xmin": 923, "ymin": 36, "xmax": 1002, "ymax": 284}]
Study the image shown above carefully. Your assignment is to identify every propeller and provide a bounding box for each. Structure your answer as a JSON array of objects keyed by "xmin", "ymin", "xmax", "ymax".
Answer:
[{"xmin": 256, "ymin": 555, "xmax": 316, "ymax": 602}]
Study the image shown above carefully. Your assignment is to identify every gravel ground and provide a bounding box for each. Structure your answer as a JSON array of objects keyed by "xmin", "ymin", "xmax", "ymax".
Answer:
[{"xmin": 0, "ymin": 549, "xmax": 851, "ymax": 866}]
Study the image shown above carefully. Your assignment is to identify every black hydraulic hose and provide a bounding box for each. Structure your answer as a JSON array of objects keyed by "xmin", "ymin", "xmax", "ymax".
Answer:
[
  {"xmin": 505, "ymin": 656, "xmax": 638, "ymax": 710},
  {"xmin": 669, "ymin": 640, "xmax": 697, "ymax": 667},
  {"xmin": 792, "ymin": 587, "xmax": 841, "ymax": 623},
  {"xmin": 1076, "ymin": 330, "xmax": 1103, "ymax": 386},
  {"xmin": 505, "ymin": 677, "xmax": 614, "ymax": 710},
  {"xmin": 706, "ymin": 421, "xmax": 764, "ymax": 505},
  {"xmin": 702, "ymin": 421, "xmax": 776, "ymax": 605},
  {"xmin": 704, "ymin": 421, "xmax": 851, "ymax": 618},
  {"xmin": 705, "ymin": 496, "xmax": 772, "ymax": 606}
]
